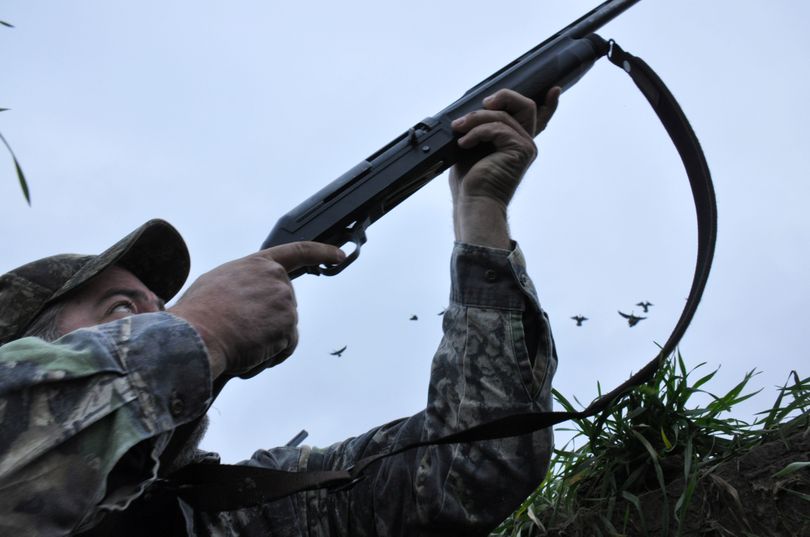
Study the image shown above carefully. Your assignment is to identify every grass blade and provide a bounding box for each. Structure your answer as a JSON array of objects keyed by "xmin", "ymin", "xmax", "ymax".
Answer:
[
  {"xmin": 784, "ymin": 488, "xmax": 810, "ymax": 502},
  {"xmin": 660, "ymin": 427, "xmax": 673, "ymax": 450},
  {"xmin": 772, "ymin": 461, "xmax": 810, "ymax": 479},
  {"xmin": 691, "ymin": 370, "xmax": 718, "ymax": 391},
  {"xmin": 621, "ymin": 491, "xmax": 649, "ymax": 536},
  {"xmin": 0, "ymin": 130, "xmax": 31, "ymax": 204}
]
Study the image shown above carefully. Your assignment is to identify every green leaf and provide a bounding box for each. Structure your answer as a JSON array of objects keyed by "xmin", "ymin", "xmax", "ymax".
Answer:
[
  {"xmin": 708, "ymin": 474, "xmax": 748, "ymax": 522},
  {"xmin": 639, "ymin": 385, "xmax": 658, "ymax": 397},
  {"xmin": 621, "ymin": 490, "xmax": 651, "ymax": 536},
  {"xmin": 691, "ymin": 370, "xmax": 718, "ymax": 391},
  {"xmin": 0, "ymin": 130, "xmax": 30, "ymax": 205},
  {"xmin": 621, "ymin": 490, "xmax": 642, "ymax": 511},
  {"xmin": 525, "ymin": 505, "xmax": 546, "ymax": 532},
  {"xmin": 705, "ymin": 371, "xmax": 758, "ymax": 418},
  {"xmin": 674, "ymin": 436, "xmax": 699, "ymax": 532},
  {"xmin": 772, "ymin": 461, "xmax": 810, "ymax": 479},
  {"xmin": 14, "ymin": 157, "xmax": 29, "ymax": 203},
  {"xmin": 631, "ymin": 431, "xmax": 667, "ymax": 480},
  {"xmin": 677, "ymin": 352, "xmax": 688, "ymax": 381},
  {"xmin": 784, "ymin": 488, "xmax": 810, "ymax": 502},
  {"xmin": 660, "ymin": 427, "xmax": 673, "ymax": 450}
]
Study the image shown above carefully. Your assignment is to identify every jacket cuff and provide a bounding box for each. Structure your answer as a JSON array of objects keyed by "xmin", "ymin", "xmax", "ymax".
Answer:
[
  {"xmin": 450, "ymin": 241, "xmax": 540, "ymax": 311},
  {"xmin": 91, "ymin": 311, "xmax": 213, "ymax": 431}
]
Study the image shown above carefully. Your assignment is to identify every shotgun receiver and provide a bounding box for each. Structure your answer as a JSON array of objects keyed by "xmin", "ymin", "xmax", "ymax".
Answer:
[{"xmin": 262, "ymin": 0, "xmax": 641, "ymax": 278}]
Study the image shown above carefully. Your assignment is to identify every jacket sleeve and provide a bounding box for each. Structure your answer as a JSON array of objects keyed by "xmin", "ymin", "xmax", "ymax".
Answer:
[
  {"xmin": 0, "ymin": 312, "xmax": 212, "ymax": 537},
  {"xmin": 225, "ymin": 241, "xmax": 557, "ymax": 537}
]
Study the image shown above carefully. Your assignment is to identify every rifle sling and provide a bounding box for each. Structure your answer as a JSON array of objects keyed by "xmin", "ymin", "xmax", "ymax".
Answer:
[{"xmin": 166, "ymin": 39, "xmax": 718, "ymax": 512}]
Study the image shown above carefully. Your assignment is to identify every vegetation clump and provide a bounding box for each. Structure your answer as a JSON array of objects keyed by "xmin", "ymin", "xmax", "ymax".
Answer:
[{"xmin": 493, "ymin": 354, "xmax": 810, "ymax": 536}]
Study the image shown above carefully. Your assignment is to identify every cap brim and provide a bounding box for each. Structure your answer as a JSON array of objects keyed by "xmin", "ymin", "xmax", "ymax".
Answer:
[{"xmin": 53, "ymin": 219, "xmax": 191, "ymax": 303}]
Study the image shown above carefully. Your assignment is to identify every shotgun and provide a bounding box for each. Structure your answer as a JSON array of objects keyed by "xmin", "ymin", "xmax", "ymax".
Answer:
[{"xmin": 262, "ymin": 0, "xmax": 641, "ymax": 278}]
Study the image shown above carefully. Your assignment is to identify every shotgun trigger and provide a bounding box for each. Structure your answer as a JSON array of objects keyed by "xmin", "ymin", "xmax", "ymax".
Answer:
[{"xmin": 308, "ymin": 217, "xmax": 370, "ymax": 277}]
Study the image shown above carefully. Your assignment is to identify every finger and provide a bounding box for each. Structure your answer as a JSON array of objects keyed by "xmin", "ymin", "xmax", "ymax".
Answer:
[
  {"xmin": 259, "ymin": 241, "xmax": 346, "ymax": 273},
  {"xmin": 536, "ymin": 86, "xmax": 561, "ymax": 134},
  {"xmin": 452, "ymin": 109, "xmax": 532, "ymax": 141},
  {"xmin": 457, "ymin": 122, "xmax": 536, "ymax": 160},
  {"xmin": 481, "ymin": 89, "xmax": 537, "ymax": 136}
]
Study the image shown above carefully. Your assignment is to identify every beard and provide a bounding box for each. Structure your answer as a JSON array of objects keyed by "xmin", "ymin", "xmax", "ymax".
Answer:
[{"xmin": 162, "ymin": 414, "xmax": 211, "ymax": 475}]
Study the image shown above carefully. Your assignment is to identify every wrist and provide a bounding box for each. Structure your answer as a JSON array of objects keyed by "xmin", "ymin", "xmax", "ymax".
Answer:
[
  {"xmin": 454, "ymin": 196, "xmax": 511, "ymax": 249},
  {"xmin": 168, "ymin": 305, "xmax": 227, "ymax": 380},
  {"xmin": 197, "ymin": 325, "xmax": 227, "ymax": 380}
]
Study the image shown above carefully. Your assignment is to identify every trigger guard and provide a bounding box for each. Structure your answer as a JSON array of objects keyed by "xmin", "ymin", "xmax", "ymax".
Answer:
[{"xmin": 316, "ymin": 218, "xmax": 370, "ymax": 277}]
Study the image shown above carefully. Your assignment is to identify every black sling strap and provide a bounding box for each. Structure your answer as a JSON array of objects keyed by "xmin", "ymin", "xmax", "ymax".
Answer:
[{"xmin": 165, "ymin": 39, "xmax": 718, "ymax": 512}]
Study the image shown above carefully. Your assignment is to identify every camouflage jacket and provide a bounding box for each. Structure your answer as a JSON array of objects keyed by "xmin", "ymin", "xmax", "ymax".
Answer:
[{"xmin": 0, "ymin": 243, "xmax": 557, "ymax": 537}]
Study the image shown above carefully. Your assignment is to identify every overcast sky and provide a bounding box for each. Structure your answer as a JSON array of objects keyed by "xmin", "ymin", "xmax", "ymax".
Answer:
[{"xmin": 2, "ymin": 1, "xmax": 808, "ymax": 463}]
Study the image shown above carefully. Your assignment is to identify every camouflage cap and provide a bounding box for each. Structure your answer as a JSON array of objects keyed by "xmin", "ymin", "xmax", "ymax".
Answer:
[{"xmin": 0, "ymin": 219, "xmax": 190, "ymax": 345}]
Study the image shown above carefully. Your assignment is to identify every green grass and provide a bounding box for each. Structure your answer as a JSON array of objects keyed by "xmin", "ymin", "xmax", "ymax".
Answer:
[
  {"xmin": 2, "ymin": 21, "xmax": 31, "ymax": 205},
  {"xmin": 492, "ymin": 353, "xmax": 809, "ymax": 537}
]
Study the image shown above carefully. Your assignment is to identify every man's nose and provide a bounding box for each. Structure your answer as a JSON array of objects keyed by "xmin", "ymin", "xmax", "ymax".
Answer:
[{"xmin": 143, "ymin": 291, "xmax": 165, "ymax": 313}]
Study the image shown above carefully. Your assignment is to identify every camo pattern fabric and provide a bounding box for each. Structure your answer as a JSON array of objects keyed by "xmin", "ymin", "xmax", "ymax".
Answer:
[
  {"xmin": 188, "ymin": 242, "xmax": 558, "ymax": 537},
  {"xmin": 0, "ymin": 242, "xmax": 556, "ymax": 537},
  {"xmin": 0, "ymin": 312, "xmax": 212, "ymax": 537}
]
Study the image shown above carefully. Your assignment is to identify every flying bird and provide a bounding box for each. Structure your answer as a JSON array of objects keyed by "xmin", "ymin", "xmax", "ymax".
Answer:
[
  {"xmin": 618, "ymin": 311, "xmax": 646, "ymax": 327},
  {"xmin": 571, "ymin": 315, "xmax": 588, "ymax": 326},
  {"xmin": 410, "ymin": 314, "xmax": 418, "ymax": 321},
  {"xmin": 330, "ymin": 345, "xmax": 347, "ymax": 357},
  {"xmin": 636, "ymin": 301, "xmax": 654, "ymax": 313}
]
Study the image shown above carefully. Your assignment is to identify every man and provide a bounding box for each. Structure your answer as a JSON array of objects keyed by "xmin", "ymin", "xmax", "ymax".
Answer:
[{"xmin": 0, "ymin": 88, "xmax": 560, "ymax": 536}]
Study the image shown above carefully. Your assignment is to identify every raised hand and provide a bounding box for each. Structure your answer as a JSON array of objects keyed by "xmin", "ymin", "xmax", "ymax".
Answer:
[
  {"xmin": 171, "ymin": 242, "xmax": 345, "ymax": 379},
  {"xmin": 449, "ymin": 87, "xmax": 560, "ymax": 248}
]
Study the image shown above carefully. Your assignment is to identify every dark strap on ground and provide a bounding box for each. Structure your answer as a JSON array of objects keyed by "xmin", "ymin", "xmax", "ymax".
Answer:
[{"xmin": 167, "ymin": 38, "xmax": 718, "ymax": 512}]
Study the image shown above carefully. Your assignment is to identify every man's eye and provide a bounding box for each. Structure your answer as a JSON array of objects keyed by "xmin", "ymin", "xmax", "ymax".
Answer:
[{"xmin": 109, "ymin": 302, "xmax": 136, "ymax": 315}]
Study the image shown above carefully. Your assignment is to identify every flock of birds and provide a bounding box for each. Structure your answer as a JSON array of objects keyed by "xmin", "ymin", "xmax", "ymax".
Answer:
[
  {"xmin": 571, "ymin": 301, "xmax": 653, "ymax": 328},
  {"xmin": 330, "ymin": 309, "xmax": 446, "ymax": 357},
  {"xmin": 330, "ymin": 302, "xmax": 655, "ymax": 357}
]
